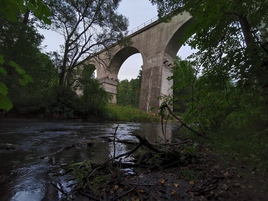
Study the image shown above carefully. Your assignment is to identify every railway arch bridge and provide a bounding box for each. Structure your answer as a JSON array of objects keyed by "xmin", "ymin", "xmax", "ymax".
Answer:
[{"xmin": 89, "ymin": 12, "xmax": 192, "ymax": 112}]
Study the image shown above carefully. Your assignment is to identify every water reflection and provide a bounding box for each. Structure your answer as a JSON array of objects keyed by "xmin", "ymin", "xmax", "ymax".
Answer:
[
  {"xmin": 0, "ymin": 119, "xmax": 177, "ymax": 201},
  {"xmin": 134, "ymin": 123, "xmax": 176, "ymax": 143}
]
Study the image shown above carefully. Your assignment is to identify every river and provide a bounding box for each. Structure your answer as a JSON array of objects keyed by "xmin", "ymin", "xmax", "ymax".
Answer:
[{"xmin": 0, "ymin": 118, "xmax": 179, "ymax": 201}]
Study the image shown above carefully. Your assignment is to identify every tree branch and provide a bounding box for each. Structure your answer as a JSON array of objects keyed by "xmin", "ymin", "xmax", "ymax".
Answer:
[{"xmin": 160, "ymin": 102, "xmax": 209, "ymax": 139}]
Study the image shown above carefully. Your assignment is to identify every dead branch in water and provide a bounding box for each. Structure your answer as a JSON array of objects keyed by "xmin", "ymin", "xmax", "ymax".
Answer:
[
  {"xmin": 86, "ymin": 133, "xmax": 160, "ymax": 180},
  {"xmin": 55, "ymin": 125, "xmax": 201, "ymax": 200}
]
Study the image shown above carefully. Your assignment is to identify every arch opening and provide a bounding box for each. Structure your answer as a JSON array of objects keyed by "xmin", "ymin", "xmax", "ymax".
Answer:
[
  {"xmin": 117, "ymin": 53, "xmax": 143, "ymax": 108},
  {"xmin": 107, "ymin": 46, "xmax": 140, "ymax": 79},
  {"xmin": 118, "ymin": 53, "xmax": 143, "ymax": 81}
]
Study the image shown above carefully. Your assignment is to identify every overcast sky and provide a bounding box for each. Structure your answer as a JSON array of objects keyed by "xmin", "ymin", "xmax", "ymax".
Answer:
[
  {"xmin": 116, "ymin": 0, "xmax": 157, "ymax": 80},
  {"xmin": 40, "ymin": 0, "xmax": 194, "ymax": 81}
]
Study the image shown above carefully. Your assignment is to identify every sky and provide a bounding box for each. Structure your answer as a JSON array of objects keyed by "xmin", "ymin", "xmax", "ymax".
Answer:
[{"xmin": 40, "ymin": 0, "xmax": 194, "ymax": 81}]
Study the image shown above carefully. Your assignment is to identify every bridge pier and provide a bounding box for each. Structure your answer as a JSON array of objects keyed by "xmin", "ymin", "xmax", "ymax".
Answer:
[
  {"xmin": 98, "ymin": 77, "xmax": 118, "ymax": 103},
  {"xmin": 139, "ymin": 52, "xmax": 173, "ymax": 112}
]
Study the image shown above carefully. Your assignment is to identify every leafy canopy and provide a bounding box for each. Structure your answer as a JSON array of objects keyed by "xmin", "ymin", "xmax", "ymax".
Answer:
[
  {"xmin": 151, "ymin": 0, "xmax": 268, "ymax": 133},
  {"xmin": 150, "ymin": 0, "xmax": 268, "ymax": 93},
  {"xmin": 0, "ymin": 0, "xmax": 51, "ymax": 111},
  {"xmin": 45, "ymin": 0, "xmax": 128, "ymax": 89}
]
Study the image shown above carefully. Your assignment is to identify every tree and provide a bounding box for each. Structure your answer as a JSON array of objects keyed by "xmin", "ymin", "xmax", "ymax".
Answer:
[
  {"xmin": 45, "ymin": 0, "xmax": 128, "ymax": 94},
  {"xmin": 171, "ymin": 57, "xmax": 196, "ymax": 113},
  {"xmin": 74, "ymin": 64, "xmax": 108, "ymax": 116},
  {"xmin": 117, "ymin": 70, "xmax": 142, "ymax": 108},
  {"xmin": 150, "ymin": 0, "xmax": 268, "ymax": 132},
  {"xmin": 117, "ymin": 79, "xmax": 131, "ymax": 106},
  {"xmin": 0, "ymin": 0, "xmax": 51, "ymax": 24},
  {"xmin": 12, "ymin": 52, "xmax": 59, "ymax": 114},
  {"xmin": 0, "ymin": 0, "xmax": 51, "ymax": 111},
  {"xmin": 150, "ymin": 0, "xmax": 268, "ymax": 109},
  {"xmin": 171, "ymin": 57, "xmax": 254, "ymax": 132}
]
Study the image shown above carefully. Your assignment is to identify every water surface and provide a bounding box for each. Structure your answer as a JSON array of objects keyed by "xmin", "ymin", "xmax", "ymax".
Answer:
[{"xmin": 0, "ymin": 118, "xmax": 178, "ymax": 201}]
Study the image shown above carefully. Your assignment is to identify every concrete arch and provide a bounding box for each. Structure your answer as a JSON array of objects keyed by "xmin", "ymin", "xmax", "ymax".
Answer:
[
  {"xmin": 108, "ymin": 46, "xmax": 141, "ymax": 80},
  {"xmin": 89, "ymin": 12, "xmax": 193, "ymax": 112},
  {"xmin": 165, "ymin": 17, "xmax": 194, "ymax": 59}
]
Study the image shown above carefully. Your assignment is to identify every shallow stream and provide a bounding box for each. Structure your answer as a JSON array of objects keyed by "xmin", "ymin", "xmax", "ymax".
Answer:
[{"xmin": 0, "ymin": 118, "xmax": 179, "ymax": 201}]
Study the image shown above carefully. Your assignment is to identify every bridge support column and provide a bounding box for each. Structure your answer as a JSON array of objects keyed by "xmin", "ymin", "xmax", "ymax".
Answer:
[
  {"xmin": 139, "ymin": 53, "xmax": 173, "ymax": 113},
  {"xmin": 98, "ymin": 77, "xmax": 118, "ymax": 103}
]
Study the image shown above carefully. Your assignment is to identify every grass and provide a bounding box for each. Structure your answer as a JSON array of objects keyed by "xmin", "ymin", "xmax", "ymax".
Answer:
[
  {"xmin": 105, "ymin": 104, "xmax": 160, "ymax": 122},
  {"xmin": 208, "ymin": 124, "xmax": 268, "ymax": 172},
  {"xmin": 176, "ymin": 117, "xmax": 268, "ymax": 173}
]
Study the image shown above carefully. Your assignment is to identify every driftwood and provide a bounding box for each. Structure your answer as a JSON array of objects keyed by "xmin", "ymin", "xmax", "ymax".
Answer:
[
  {"xmin": 70, "ymin": 133, "xmax": 163, "ymax": 200},
  {"xmin": 86, "ymin": 133, "xmax": 160, "ymax": 179},
  {"xmin": 53, "ymin": 125, "xmax": 201, "ymax": 200},
  {"xmin": 100, "ymin": 136, "xmax": 137, "ymax": 145}
]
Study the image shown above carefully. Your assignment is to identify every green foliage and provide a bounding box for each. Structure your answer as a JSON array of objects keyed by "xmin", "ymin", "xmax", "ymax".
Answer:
[
  {"xmin": 210, "ymin": 122, "xmax": 268, "ymax": 171},
  {"xmin": 171, "ymin": 57, "xmax": 267, "ymax": 132},
  {"xmin": 0, "ymin": 93, "xmax": 13, "ymax": 111},
  {"xmin": 117, "ymin": 70, "xmax": 142, "ymax": 108},
  {"xmin": 151, "ymin": 0, "xmax": 268, "ymax": 107},
  {"xmin": 170, "ymin": 56, "xmax": 268, "ymax": 173},
  {"xmin": 74, "ymin": 64, "xmax": 109, "ymax": 117},
  {"xmin": 105, "ymin": 104, "xmax": 159, "ymax": 122},
  {"xmin": 41, "ymin": 87, "xmax": 76, "ymax": 118},
  {"xmin": 66, "ymin": 160, "xmax": 92, "ymax": 183},
  {"xmin": 46, "ymin": 0, "xmax": 128, "ymax": 90},
  {"xmin": 0, "ymin": 49, "xmax": 34, "ymax": 112},
  {"xmin": 171, "ymin": 58, "xmax": 196, "ymax": 113},
  {"xmin": 182, "ymin": 143, "xmax": 198, "ymax": 156},
  {"xmin": 0, "ymin": 12, "xmax": 58, "ymax": 113},
  {"xmin": 0, "ymin": 55, "xmax": 12, "ymax": 110},
  {"xmin": 0, "ymin": 0, "xmax": 51, "ymax": 24},
  {"xmin": 9, "ymin": 61, "xmax": 33, "ymax": 86},
  {"xmin": 0, "ymin": 0, "xmax": 51, "ymax": 111},
  {"xmin": 32, "ymin": 64, "xmax": 109, "ymax": 118}
]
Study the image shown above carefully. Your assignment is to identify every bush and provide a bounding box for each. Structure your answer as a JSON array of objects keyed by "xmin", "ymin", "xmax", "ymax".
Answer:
[{"xmin": 105, "ymin": 104, "xmax": 159, "ymax": 122}]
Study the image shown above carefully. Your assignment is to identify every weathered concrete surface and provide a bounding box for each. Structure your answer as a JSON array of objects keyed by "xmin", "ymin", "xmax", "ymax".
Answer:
[{"xmin": 88, "ymin": 12, "xmax": 193, "ymax": 111}]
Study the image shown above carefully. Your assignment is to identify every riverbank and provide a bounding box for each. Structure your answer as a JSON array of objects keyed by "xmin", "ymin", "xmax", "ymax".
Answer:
[
  {"xmin": 1, "ymin": 104, "xmax": 160, "ymax": 123},
  {"xmin": 56, "ymin": 132, "xmax": 268, "ymax": 201},
  {"xmin": 0, "ymin": 117, "xmax": 267, "ymax": 200}
]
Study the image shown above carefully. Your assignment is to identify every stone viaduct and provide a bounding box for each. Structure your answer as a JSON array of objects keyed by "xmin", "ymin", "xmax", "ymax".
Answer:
[{"xmin": 88, "ymin": 12, "xmax": 192, "ymax": 112}]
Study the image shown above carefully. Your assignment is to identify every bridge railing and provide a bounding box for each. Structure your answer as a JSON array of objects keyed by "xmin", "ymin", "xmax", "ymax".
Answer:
[{"xmin": 128, "ymin": 16, "xmax": 159, "ymax": 35}]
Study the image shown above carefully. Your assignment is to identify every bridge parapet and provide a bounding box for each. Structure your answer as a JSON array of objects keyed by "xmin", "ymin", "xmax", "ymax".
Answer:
[{"xmin": 128, "ymin": 16, "xmax": 158, "ymax": 35}]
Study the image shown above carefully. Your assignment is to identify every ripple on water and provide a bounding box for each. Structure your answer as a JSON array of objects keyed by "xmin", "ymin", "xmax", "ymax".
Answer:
[{"xmin": 0, "ymin": 119, "xmax": 178, "ymax": 201}]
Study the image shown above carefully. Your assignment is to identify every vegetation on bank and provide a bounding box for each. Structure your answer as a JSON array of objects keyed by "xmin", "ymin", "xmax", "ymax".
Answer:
[
  {"xmin": 168, "ymin": 56, "xmax": 268, "ymax": 172},
  {"xmin": 160, "ymin": 104, "xmax": 268, "ymax": 173},
  {"xmin": 209, "ymin": 123, "xmax": 268, "ymax": 172},
  {"xmin": 182, "ymin": 122, "xmax": 268, "ymax": 172},
  {"xmin": 105, "ymin": 104, "xmax": 159, "ymax": 122},
  {"xmin": 0, "ymin": 0, "xmax": 128, "ymax": 113},
  {"xmin": 151, "ymin": 0, "xmax": 268, "ymax": 172}
]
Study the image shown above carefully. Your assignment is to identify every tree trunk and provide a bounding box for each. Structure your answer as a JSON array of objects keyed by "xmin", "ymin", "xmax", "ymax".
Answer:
[
  {"xmin": 22, "ymin": 9, "xmax": 30, "ymax": 25},
  {"xmin": 237, "ymin": 14, "xmax": 268, "ymax": 108}
]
